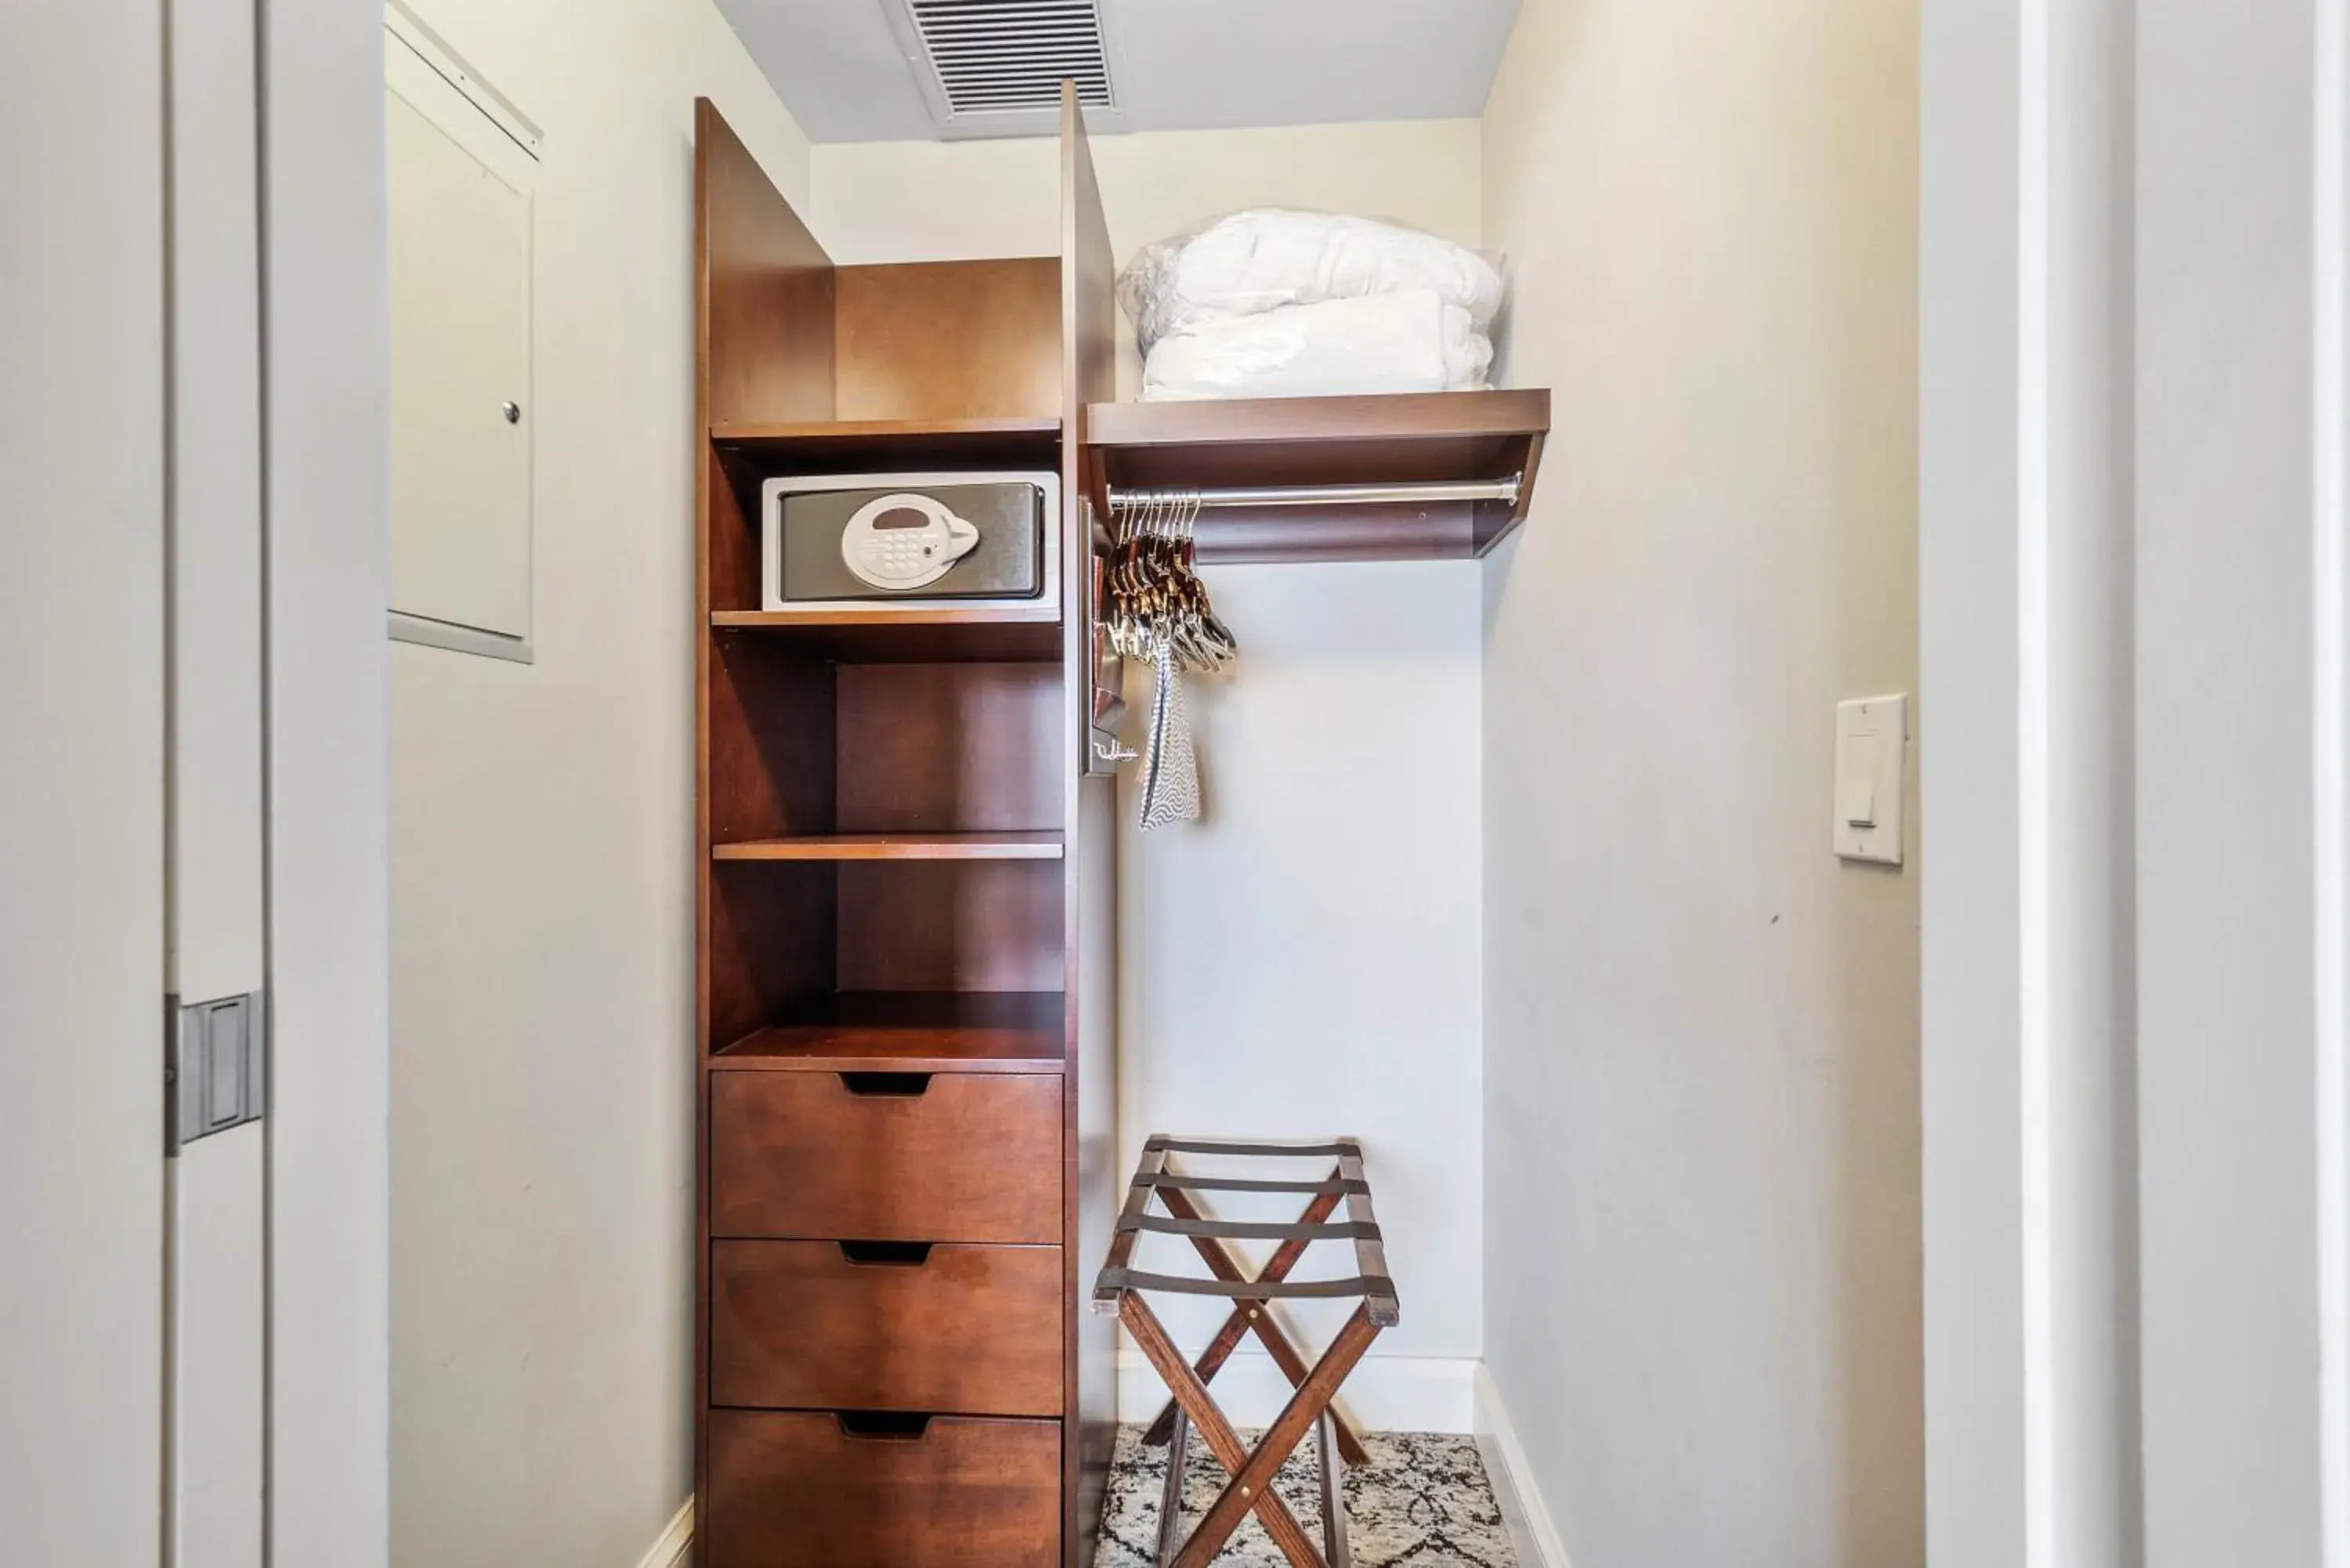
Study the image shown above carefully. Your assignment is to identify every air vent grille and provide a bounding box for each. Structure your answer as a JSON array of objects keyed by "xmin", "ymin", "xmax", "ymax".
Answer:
[{"xmin": 907, "ymin": 0, "xmax": 1114, "ymax": 117}]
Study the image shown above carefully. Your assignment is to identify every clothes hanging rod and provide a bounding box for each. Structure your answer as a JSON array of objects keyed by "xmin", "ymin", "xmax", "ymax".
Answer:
[{"xmin": 1105, "ymin": 475, "xmax": 1522, "ymax": 511}]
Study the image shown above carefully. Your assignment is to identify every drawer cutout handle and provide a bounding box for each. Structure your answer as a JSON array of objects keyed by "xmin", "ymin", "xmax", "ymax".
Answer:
[
  {"xmin": 839, "ymin": 1071, "xmax": 933, "ymax": 1097},
  {"xmin": 839, "ymin": 1240, "xmax": 934, "ymax": 1267},
  {"xmin": 837, "ymin": 1411, "xmax": 933, "ymax": 1442}
]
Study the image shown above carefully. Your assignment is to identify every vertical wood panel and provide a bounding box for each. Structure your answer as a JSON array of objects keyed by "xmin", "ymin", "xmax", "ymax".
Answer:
[
  {"xmin": 836, "ymin": 663, "xmax": 1064, "ymax": 834},
  {"xmin": 696, "ymin": 100, "xmax": 833, "ymax": 1562},
  {"xmin": 1060, "ymin": 79, "xmax": 1120, "ymax": 1568},
  {"xmin": 837, "ymin": 861, "xmax": 1065, "ymax": 994},
  {"xmin": 696, "ymin": 98, "xmax": 833, "ymax": 428},
  {"xmin": 834, "ymin": 259, "xmax": 1062, "ymax": 423}
]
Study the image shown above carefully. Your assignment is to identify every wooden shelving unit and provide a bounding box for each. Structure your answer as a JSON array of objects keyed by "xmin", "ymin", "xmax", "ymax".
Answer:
[
  {"xmin": 692, "ymin": 89, "xmax": 1119, "ymax": 1568},
  {"xmin": 1085, "ymin": 388, "xmax": 1549, "ymax": 563},
  {"xmin": 690, "ymin": 80, "xmax": 1549, "ymax": 1568}
]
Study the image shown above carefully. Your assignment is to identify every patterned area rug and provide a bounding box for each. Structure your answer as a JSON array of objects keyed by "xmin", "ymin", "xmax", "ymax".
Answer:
[{"xmin": 1097, "ymin": 1425, "xmax": 1516, "ymax": 1567}]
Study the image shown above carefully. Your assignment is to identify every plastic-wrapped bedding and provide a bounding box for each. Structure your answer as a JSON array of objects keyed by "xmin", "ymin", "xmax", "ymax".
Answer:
[
  {"xmin": 1118, "ymin": 208, "xmax": 1505, "ymax": 356},
  {"xmin": 1141, "ymin": 290, "xmax": 1492, "ymax": 402}
]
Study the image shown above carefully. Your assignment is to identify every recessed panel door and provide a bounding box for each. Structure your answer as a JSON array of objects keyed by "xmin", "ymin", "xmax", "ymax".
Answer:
[{"xmin": 386, "ymin": 35, "xmax": 533, "ymax": 653}]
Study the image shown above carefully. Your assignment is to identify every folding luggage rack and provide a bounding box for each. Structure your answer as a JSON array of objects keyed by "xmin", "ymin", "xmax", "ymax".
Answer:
[{"xmin": 1092, "ymin": 1136, "xmax": 1399, "ymax": 1568}]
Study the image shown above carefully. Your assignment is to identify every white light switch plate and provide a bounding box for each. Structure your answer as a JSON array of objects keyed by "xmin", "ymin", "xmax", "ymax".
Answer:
[{"xmin": 1834, "ymin": 694, "xmax": 1907, "ymax": 865}]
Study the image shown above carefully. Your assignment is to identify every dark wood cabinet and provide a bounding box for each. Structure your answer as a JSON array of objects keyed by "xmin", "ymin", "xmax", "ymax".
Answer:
[{"xmin": 693, "ymin": 88, "xmax": 1119, "ymax": 1566}]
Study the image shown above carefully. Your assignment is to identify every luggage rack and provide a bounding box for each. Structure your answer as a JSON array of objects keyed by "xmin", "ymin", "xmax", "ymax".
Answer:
[{"xmin": 1093, "ymin": 1136, "xmax": 1399, "ymax": 1568}]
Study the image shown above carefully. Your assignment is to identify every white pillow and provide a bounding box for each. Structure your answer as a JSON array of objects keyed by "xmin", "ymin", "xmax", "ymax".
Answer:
[
  {"xmin": 1141, "ymin": 291, "xmax": 1492, "ymax": 403},
  {"xmin": 1120, "ymin": 209, "xmax": 1505, "ymax": 355}
]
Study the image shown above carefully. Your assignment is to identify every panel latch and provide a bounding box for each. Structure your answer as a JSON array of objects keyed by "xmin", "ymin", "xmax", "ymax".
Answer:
[{"xmin": 166, "ymin": 991, "xmax": 266, "ymax": 1154}]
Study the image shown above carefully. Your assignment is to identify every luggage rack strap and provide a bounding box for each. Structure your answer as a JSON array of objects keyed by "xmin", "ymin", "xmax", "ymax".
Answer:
[
  {"xmin": 1115, "ymin": 1212, "xmax": 1382, "ymax": 1242},
  {"xmin": 1140, "ymin": 1172, "xmax": 1369, "ymax": 1195},
  {"xmin": 1143, "ymin": 1136, "xmax": 1363, "ymax": 1158},
  {"xmin": 1097, "ymin": 1268, "xmax": 1396, "ymax": 1304}
]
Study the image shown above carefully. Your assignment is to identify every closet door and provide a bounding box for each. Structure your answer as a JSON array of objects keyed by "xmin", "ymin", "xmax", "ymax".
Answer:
[
  {"xmin": 164, "ymin": 0, "xmax": 270, "ymax": 1563},
  {"xmin": 0, "ymin": 3, "xmax": 171, "ymax": 1565}
]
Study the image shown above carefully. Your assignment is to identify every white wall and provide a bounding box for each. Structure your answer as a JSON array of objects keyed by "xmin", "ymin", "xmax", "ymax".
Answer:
[
  {"xmin": 2135, "ymin": 2, "xmax": 2348, "ymax": 1558},
  {"xmin": 1479, "ymin": 0, "xmax": 1923, "ymax": 1563},
  {"xmin": 814, "ymin": 120, "xmax": 1489, "ymax": 1425},
  {"xmin": 381, "ymin": 5, "xmax": 808, "ymax": 1566},
  {"xmin": 261, "ymin": 0, "xmax": 396, "ymax": 1561},
  {"xmin": 0, "ymin": 5, "xmax": 168, "ymax": 1563}
]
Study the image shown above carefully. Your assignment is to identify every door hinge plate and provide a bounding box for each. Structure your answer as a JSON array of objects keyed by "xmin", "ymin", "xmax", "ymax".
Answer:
[{"xmin": 167, "ymin": 990, "xmax": 266, "ymax": 1153}]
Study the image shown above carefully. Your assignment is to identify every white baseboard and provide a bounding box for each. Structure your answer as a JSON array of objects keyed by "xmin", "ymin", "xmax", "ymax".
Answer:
[
  {"xmin": 1116, "ymin": 1347, "xmax": 1478, "ymax": 1433},
  {"xmin": 636, "ymin": 1497, "xmax": 693, "ymax": 1568},
  {"xmin": 1472, "ymin": 1366, "xmax": 1571, "ymax": 1568}
]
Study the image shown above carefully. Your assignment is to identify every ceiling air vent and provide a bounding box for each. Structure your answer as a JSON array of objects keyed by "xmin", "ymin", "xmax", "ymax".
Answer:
[{"xmin": 895, "ymin": 0, "xmax": 1116, "ymax": 127}]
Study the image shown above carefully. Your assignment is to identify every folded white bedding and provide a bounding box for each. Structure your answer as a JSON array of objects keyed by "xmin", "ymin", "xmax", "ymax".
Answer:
[
  {"xmin": 1119, "ymin": 208, "xmax": 1504, "ymax": 355},
  {"xmin": 1141, "ymin": 290, "xmax": 1492, "ymax": 402}
]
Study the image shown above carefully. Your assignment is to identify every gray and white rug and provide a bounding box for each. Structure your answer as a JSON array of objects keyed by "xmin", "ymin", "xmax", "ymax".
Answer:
[{"xmin": 1098, "ymin": 1425, "xmax": 1517, "ymax": 1567}]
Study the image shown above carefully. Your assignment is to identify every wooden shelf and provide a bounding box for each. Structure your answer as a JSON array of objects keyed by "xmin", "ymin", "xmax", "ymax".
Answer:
[
  {"xmin": 1083, "ymin": 389, "xmax": 1549, "ymax": 563},
  {"xmin": 713, "ymin": 831, "xmax": 1065, "ymax": 862},
  {"xmin": 710, "ymin": 991, "xmax": 1066, "ymax": 1074},
  {"xmin": 710, "ymin": 605, "xmax": 1062, "ymax": 661},
  {"xmin": 711, "ymin": 415, "xmax": 1061, "ymax": 471}
]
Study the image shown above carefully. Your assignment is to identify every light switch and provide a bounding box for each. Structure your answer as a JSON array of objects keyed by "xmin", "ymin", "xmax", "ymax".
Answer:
[
  {"xmin": 1840, "ymin": 738, "xmax": 1879, "ymax": 827},
  {"xmin": 1834, "ymin": 695, "xmax": 1906, "ymax": 865}
]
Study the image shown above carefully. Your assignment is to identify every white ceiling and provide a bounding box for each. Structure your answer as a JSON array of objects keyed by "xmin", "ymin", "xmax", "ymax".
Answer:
[{"xmin": 716, "ymin": 0, "xmax": 1525, "ymax": 143}]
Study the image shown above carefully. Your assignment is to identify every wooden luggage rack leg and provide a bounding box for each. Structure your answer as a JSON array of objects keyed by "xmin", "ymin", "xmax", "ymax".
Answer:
[{"xmin": 1094, "ymin": 1138, "xmax": 1399, "ymax": 1568}]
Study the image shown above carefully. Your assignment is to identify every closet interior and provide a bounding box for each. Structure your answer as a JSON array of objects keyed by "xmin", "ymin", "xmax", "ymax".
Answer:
[{"xmin": 693, "ymin": 87, "xmax": 1549, "ymax": 1567}]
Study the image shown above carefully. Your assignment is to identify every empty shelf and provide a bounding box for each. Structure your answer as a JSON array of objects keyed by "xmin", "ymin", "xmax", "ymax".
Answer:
[
  {"xmin": 713, "ymin": 832, "xmax": 1065, "ymax": 862},
  {"xmin": 712, "ymin": 991, "xmax": 1066, "ymax": 1074}
]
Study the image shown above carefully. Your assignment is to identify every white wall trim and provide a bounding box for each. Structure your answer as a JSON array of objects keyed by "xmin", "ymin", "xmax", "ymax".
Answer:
[
  {"xmin": 1115, "ymin": 1349, "xmax": 1477, "ymax": 1436},
  {"xmin": 2312, "ymin": 2, "xmax": 2350, "ymax": 1555},
  {"xmin": 1471, "ymin": 1365, "xmax": 1571, "ymax": 1568},
  {"xmin": 382, "ymin": 0, "xmax": 542, "ymax": 155},
  {"xmin": 636, "ymin": 1498, "xmax": 693, "ymax": 1568},
  {"xmin": 1919, "ymin": 2, "xmax": 2049, "ymax": 1555},
  {"xmin": 260, "ymin": 1, "xmax": 392, "ymax": 1563},
  {"xmin": 2135, "ymin": 2, "xmax": 2347, "ymax": 1560}
]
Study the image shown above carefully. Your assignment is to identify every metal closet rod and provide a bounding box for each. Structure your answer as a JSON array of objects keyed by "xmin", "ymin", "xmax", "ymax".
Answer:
[{"xmin": 1105, "ymin": 475, "xmax": 1522, "ymax": 511}]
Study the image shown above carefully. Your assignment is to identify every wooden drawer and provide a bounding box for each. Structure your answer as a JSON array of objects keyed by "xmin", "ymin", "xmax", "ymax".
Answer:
[
  {"xmin": 705, "ymin": 1409, "xmax": 1059, "ymax": 1568},
  {"xmin": 711, "ymin": 1240, "xmax": 1064, "ymax": 1416},
  {"xmin": 710, "ymin": 1071, "xmax": 1061, "ymax": 1243}
]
